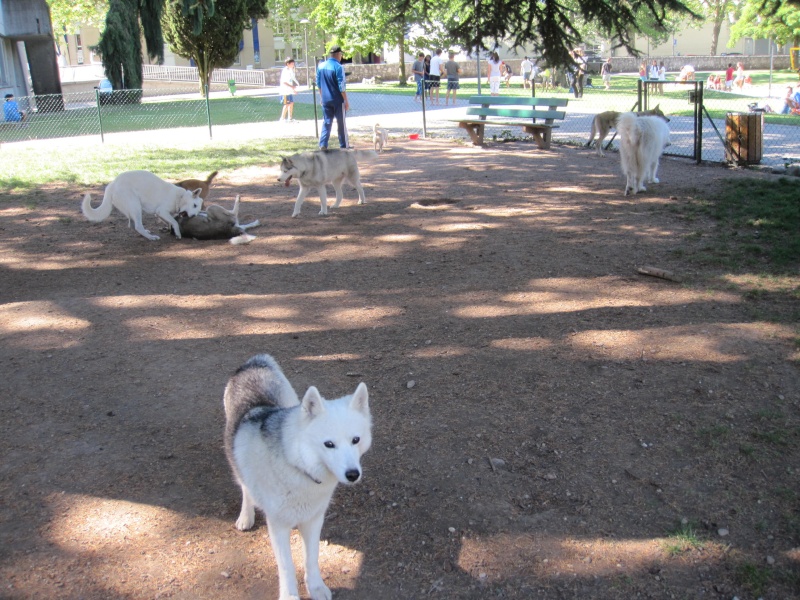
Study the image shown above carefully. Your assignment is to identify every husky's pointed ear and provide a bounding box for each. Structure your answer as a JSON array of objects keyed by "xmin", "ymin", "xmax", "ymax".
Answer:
[
  {"xmin": 349, "ymin": 382, "xmax": 370, "ymax": 415},
  {"xmin": 301, "ymin": 386, "xmax": 326, "ymax": 419},
  {"xmin": 652, "ymin": 103, "xmax": 660, "ymax": 111},
  {"xmin": 192, "ymin": 187, "xmax": 203, "ymax": 198}
]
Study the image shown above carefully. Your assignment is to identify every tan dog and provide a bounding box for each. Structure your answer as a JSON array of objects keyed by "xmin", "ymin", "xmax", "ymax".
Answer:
[
  {"xmin": 587, "ymin": 105, "xmax": 669, "ymax": 156},
  {"xmin": 176, "ymin": 170, "xmax": 218, "ymax": 200},
  {"xmin": 372, "ymin": 123, "xmax": 389, "ymax": 153}
]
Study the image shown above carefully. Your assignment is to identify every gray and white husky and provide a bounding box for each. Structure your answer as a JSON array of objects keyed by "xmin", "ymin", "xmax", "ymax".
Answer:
[
  {"xmin": 277, "ymin": 149, "xmax": 378, "ymax": 217},
  {"xmin": 223, "ymin": 354, "xmax": 372, "ymax": 600}
]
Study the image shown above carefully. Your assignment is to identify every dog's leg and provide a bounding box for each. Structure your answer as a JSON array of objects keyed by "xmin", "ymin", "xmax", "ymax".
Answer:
[
  {"xmin": 235, "ymin": 484, "xmax": 257, "ymax": 530},
  {"xmin": 331, "ymin": 179, "xmax": 344, "ymax": 210},
  {"xmin": 129, "ymin": 204, "xmax": 160, "ymax": 241},
  {"xmin": 238, "ymin": 219, "xmax": 260, "ymax": 230},
  {"xmin": 266, "ymin": 518, "xmax": 301, "ymax": 600},
  {"xmin": 292, "ymin": 185, "xmax": 311, "ymax": 218},
  {"xmin": 157, "ymin": 210, "xmax": 183, "ymax": 239},
  {"xmin": 318, "ymin": 186, "xmax": 329, "ymax": 215},
  {"xmin": 298, "ymin": 512, "xmax": 332, "ymax": 600}
]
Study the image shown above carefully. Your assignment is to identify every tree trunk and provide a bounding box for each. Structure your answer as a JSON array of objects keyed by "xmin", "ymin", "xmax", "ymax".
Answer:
[
  {"xmin": 397, "ymin": 28, "xmax": 407, "ymax": 85},
  {"xmin": 710, "ymin": 18, "xmax": 722, "ymax": 55}
]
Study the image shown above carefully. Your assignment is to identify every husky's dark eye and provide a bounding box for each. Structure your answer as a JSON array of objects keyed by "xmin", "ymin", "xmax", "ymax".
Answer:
[
  {"xmin": 352, "ymin": 437, "xmax": 360, "ymax": 445},
  {"xmin": 324, "ymin": 441, "xmax": 335, "ymax": 449}
]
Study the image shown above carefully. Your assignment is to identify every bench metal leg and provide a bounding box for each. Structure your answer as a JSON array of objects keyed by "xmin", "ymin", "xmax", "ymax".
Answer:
[{"xmin": 458, "ymin": 122, "xmax": 485, "ymax": 145}]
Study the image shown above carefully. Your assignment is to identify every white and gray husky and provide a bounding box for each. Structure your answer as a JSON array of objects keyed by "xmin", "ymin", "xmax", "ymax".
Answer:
[
  {"xmin": 617, "ymin": 112, "xmax": 671, "ymax": 196},
  {"xmin": 223, "ymin": 354, "xmax": 372, "ymax": 600},
  {"xmin": 82, "ymin": 170, "xmax": 203, "ymax": 241},
  {"xmin": 277, "ymin": 149, "xmax": 378, "ymax": 217}
]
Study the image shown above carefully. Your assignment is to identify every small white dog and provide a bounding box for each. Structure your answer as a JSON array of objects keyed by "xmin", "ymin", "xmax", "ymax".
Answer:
[
  {"xmin": 617, "ymin": 113, "xmax": 671, "ymax": 196},
  {"xmin": 82, "ymin": 170, "xmax": 203, "ymax": 240},
  {"xmin": 224, "ymin": 354, "xmax": 372, "ymax": 600},
  {"xmin": 361, "ymin": 76, "xmax": 376, "ymax": 85},
  {"xmin": 372, "ymin": 123, "xmax": 389, "ymax": 153}
]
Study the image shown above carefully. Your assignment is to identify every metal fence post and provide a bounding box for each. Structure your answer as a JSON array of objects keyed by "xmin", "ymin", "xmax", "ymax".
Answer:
[
  {"xmin": 637, "ymin": 78, "xmax": 643, "ymax": 112},
  {"xmin": 695, "ymin": 83, "xmax": 703, "ymax": 163},
  {"xmin": 95, "ymin": 89, "xmax": 105, "ymax": 143},
  {"xmin": 205, "ymin": 84, "xmax": 212, "ymax": 139},
  {"xmin": 421, "ymin": 74, "xmax": 428, "ymax": 138}
]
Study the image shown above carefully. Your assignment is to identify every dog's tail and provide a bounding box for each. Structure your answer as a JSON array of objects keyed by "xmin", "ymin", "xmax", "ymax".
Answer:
[
  {"xmin": 229, "ymin": 233, "xmax": 256, "ymax": 245},
  {"xmin": 616, "ymin": 112, "xmax": 641, "ymax": 146},
  {"xmin": 81, "ymin": 185, "xmax": 115, "ymax": 223},
  {"xmin": 353, "ymin": 149, "xmax": 380, "ymax": 161},
  {"xmin": 205, "ymin": 171, "xmax": 219, "ymax": 185}
]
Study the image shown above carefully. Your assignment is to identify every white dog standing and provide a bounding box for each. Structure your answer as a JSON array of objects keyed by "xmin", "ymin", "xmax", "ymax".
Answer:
[
  {"xmin": 616, "ymin": 112, "xmax": 671, "ymax": 196},
  {"xmin": 372, "ymin": 123, "xmax": 389, "ymax": 153},
  {"xmin": 82, "ymin": 170, "xmax": 203, "ymax": 240},
  {"xmin": 224, "ymin": 354, "xmax": 372, "ymax": 600},
  {"xmin": 277, "ymin": 149, "xmax": 378, "ymax": 217}
]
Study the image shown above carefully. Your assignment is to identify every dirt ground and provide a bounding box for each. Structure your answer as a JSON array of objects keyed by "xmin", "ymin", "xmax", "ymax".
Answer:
[{"xmin": 1, "ymin": 138, "xmax": 798, "ymax": 600}]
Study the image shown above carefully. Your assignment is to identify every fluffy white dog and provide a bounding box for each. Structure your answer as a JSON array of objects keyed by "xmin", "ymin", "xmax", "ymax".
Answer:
[
  {"xmin": 616, "ymin": 113, "xmax": 671, "ymax": 196},
  {"xmin": 82, "ymin": 170, "xmax": 203, "ymax": 240}
]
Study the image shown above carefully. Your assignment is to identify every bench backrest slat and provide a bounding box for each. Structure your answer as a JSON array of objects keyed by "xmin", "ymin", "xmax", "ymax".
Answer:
[
  {"xmin": 468, "ymin": 95, "xmax": 569, "ymax": 108},
  {"xmin": 466, "ymin": 106, "xmax": 566, "ymax": 121}
]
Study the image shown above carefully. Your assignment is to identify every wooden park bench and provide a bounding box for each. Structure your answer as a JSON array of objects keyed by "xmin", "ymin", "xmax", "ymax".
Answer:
[{"xmin": 454, "ymin": 95, "xmax": 569, "ymax": 149}]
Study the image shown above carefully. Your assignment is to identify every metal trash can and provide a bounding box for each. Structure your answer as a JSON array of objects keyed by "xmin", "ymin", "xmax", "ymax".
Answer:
[
  {"xmin": 725, "ymin": 112, "xmax": 763, "ymax": 165},
  {"xmin": 228, "ymin": 79, "xmax": 236, "ymax": 96}
]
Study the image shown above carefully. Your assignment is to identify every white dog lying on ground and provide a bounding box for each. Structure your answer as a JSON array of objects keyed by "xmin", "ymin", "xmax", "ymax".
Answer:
[
  {"xmin": 82, "ymin": 170, "xmax": 203, "ymax": 240},
  {"xmin": 616, "ymin": 113, "xmax": 671, "ymax": 196}
]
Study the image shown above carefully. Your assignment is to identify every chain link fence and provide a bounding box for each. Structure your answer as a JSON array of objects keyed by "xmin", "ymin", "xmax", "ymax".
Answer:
[{"xmin": 2, "ymin": 77, "xmax": 798, "ymax": 167}]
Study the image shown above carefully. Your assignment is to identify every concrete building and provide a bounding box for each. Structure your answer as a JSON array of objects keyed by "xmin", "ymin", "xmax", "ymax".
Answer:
[{"xmin": 1, "ymin": 0, "xmax": 61, "ymax": 101}]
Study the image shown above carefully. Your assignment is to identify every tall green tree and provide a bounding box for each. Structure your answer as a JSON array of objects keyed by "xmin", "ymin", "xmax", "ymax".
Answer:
[
  {"xmin": 162, "ymin": 0, "xmax": 269, "ymax": 96},
  {"xmin": 729, "ymin": 0, "xmax": 800, "ymax": 48},
  {"xmin": 46, "ymin": 0, "xmax": 108, "ymax": 34},
  {"xmin": 394, "ymin": 0, "xmax": 699, "ymax": 68}
]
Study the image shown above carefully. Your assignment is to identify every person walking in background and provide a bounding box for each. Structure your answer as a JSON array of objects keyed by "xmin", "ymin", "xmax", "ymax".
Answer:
[
  {"xmin": 316, "ymin": 45, "xmax": 349, "ymax": 149},
  {"xmin": 657, "ymin": 61, "xmax": 666, "ymax": 95},
  {"xmin": 649, "ymin": 59, "xmax": 659, "ymax": 81},
  {"xmin": 502, "ymin": 61, "xmax": 513, "ymax": 88},
  {"xmin": 601, "ymin": 58, "xmax": 612, "ymax": 90},
  {"xmin": 639, "ymin": 62, "xmax": 647, "ymax": 82},
  {"xmin": 443, "ymin": 50, "xmax": 461, "ymax": 105},
  {"xmin": 487, "ymin": 52, "xmax": 502, "ymax": 96},
  {"xmin": 423, "ymin": 54, "xmax": 432, "ymax": 102},
  {"xmin": 733, "ymin": 62, "xmax": 746, "ymax": 89},
  {"xmin": 3, "ymin": 94, "xmax": 25, "ymax": 123},
  {"xmin": 278, "ymin": 57, "xmax": 299, "ymax": 122},
  {"xmin": 428, "ymin": 49, "xmax": 444, "ymax": 105},
  {"xmin": 724, "ymin": 63, "xmax": 734, "ymax": 92},
  {"xmin": 521, "ymin": 56, "xmax": 533, "ymax": 90},
  {"xmin": 572, "ymin": 48, "xmax": 586, "ymax": 98},
  {"xmin": 412, "ymin": 52, "xmax": 425, "ymax": 102}
]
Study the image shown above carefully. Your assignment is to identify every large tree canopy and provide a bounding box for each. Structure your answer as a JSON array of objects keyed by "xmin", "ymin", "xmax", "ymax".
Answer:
[
  {"xmin": 393, "ymin": 0, "xmax": 699, "ymax": 68},
  {"xmin": 162, "ymin": 0, "xmax": 269, "ymax": 96}
]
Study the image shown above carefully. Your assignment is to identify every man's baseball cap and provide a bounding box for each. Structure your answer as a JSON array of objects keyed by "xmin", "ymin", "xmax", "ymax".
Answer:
[{"xmin": 329, "ymin": 45, "xmax": 342, "ymax": 54}]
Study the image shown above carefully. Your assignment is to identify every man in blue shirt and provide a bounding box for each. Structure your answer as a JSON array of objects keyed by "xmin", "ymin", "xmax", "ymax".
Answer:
[
  {"xmin": 4, "ymin": 94, "xmax": 26, "ymax": 122},
  {"xmin": 316, "ymin": 45, "xmax": 349, "ymax": 149}
]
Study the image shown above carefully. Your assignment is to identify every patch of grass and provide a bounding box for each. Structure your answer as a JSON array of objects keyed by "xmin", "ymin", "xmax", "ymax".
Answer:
[
  {"xmin": 735, "ymin": 562, "xmax": 771, "ymax": 596},
  {"xmin": 752, "ymin": 429, "xmax": 790, "ymax": 446},
  {"xmin": 699, "ymin": 424, "xmax": 730, "ymax": 447},
  {"xmin": 688, "ymin": 177, "xmax": 800, "ymax": 272},
  {"xmin": 663, "ymin": 521, "xmax": 703, "ymax": 555},
  {"xmin": 0, "ymin": 137, "xmax": 315, "ymax": 191}
]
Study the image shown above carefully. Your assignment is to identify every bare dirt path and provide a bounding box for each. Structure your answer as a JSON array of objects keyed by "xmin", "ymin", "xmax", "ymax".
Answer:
[{"xmin": 1, "ymin": 138, "xmax": 798, "ymax": 599}]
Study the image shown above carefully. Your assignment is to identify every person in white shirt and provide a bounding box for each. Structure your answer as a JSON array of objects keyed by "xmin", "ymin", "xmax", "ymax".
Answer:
[
  {"xmin": 521, "ymin": 56, "xmax": 533, "ymax": 89},
  {"xmin": 428, "ymin": 49, "xmax": 444, "ymax": 105},
  {"xmin": 279, "ymin": 57, "xmax": 299, "ymax": 122},
  {"xmin": 657, "ymin": 61, "xmax": 666, "ymax": 94},
  {"xmin": 486, "ymin": 51, "xmax": 502, "ymax": 96}
]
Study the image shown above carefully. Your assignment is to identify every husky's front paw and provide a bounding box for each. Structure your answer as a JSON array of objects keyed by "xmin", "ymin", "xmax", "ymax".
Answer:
[
  {"xmin": 235, "ymin": 511, "xmax": 255, "ymax": 531},
  {"xmin": 291, "ymin": 211, "xmax": 300, "ymax": 218},
  {"xmin": 306, "ymin": 580, "xmax": 332, "ymax": 600},
  {"xmin": 651, "ymin": 177, "xmax": 660, "ymax": 184}
]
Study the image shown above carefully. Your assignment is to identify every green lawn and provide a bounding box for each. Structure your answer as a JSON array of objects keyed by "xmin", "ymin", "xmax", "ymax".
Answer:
[
  {"xmin": 0, "ymin": 137, "xmax": 316, "ymax": 191},
  {"xmin": 0, "ymin": 95, "xmax": 318, "ymax": 144}
]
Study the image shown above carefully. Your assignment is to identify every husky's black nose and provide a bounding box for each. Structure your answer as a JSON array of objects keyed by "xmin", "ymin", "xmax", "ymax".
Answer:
[{"xmin": 345, "ymin": 469, "xmax": 361, "ymax": 482}]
